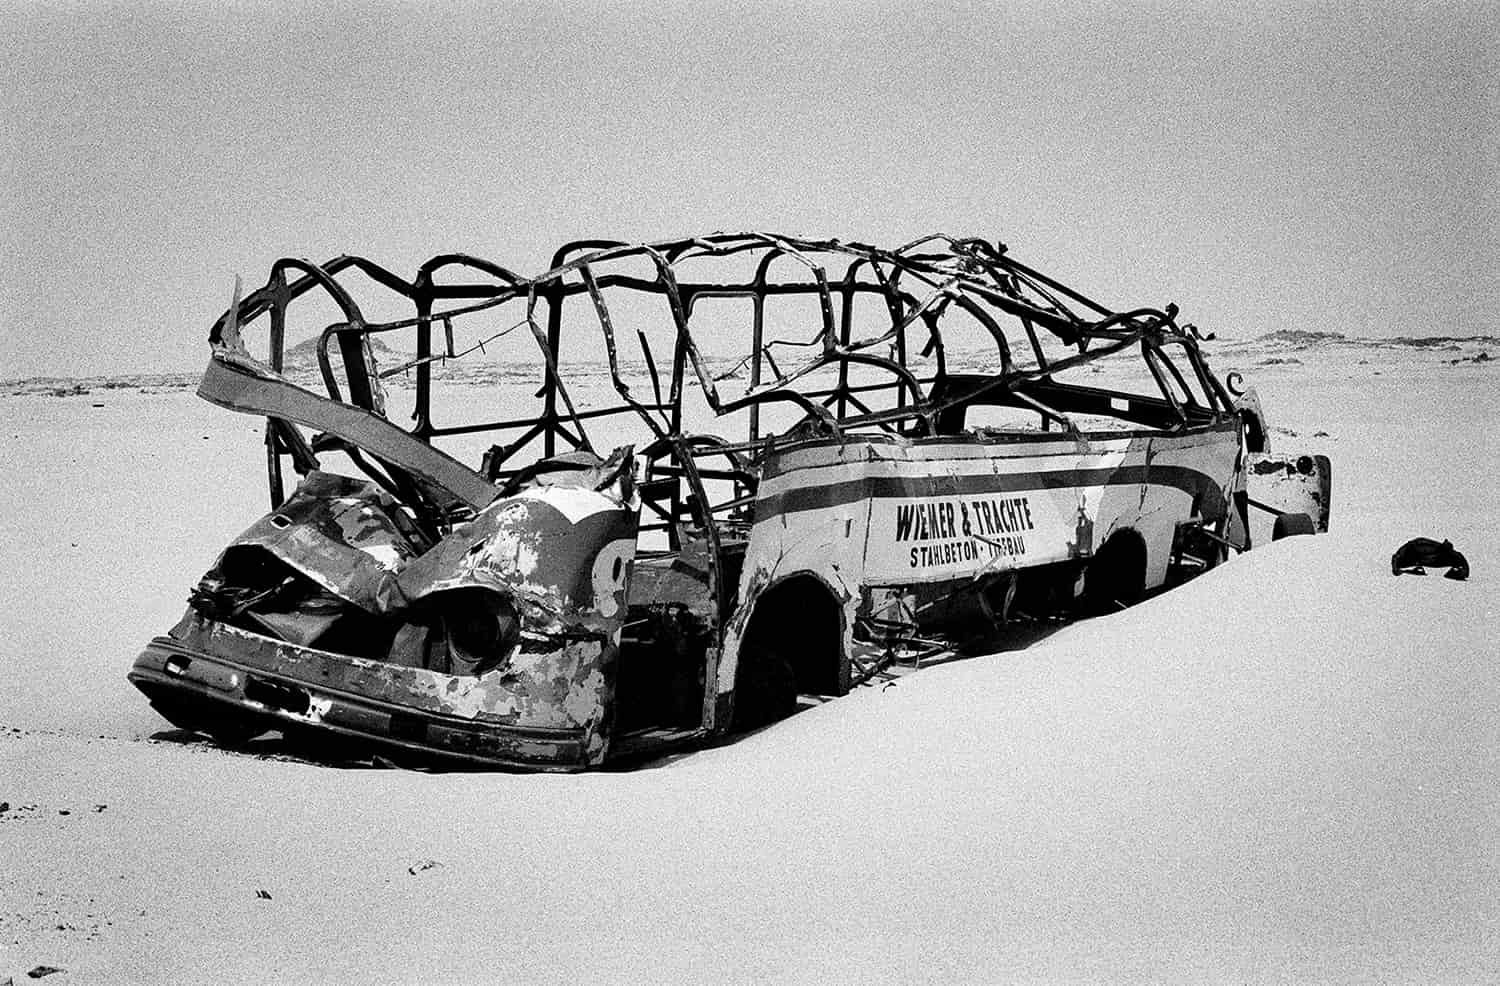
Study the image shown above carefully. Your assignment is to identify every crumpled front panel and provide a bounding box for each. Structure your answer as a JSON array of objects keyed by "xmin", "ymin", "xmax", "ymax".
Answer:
[{"xmin": 217, "ymin": 470, "xmax": 423, "ymax": 613}]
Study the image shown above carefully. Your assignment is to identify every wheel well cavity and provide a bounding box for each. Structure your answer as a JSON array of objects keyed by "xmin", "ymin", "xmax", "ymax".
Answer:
[
  {"xmin": 1083, "ymin": 528, "xmax": 1148, "ymax": 610},
  {"xmin": 740, "ymin": 574, "xmax": 844, "ymax": 696}
]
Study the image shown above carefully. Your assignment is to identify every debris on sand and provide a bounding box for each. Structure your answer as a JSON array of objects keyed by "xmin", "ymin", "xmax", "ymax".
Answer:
[{"xmin": 1391, "ymin": 537, "xmax": 1470, "ymax": 580}]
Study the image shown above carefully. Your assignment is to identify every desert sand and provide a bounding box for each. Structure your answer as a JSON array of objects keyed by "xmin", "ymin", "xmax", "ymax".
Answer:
[{"xmin": 1, "ymin": 333, "xmax": 1495, "ymax": 983}]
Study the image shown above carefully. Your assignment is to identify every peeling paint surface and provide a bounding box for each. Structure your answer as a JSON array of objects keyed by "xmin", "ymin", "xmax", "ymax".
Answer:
[{"xmin": 398, "ymin": 489, "xmax": 635, "ymax": 636}]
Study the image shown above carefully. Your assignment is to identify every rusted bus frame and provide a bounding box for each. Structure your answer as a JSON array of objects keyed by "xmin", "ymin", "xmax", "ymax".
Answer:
[
  {"xmin": 473, "ymin": 254, "xmax": 915, "ymax": 465},
  {"xmin": 1166, "ymin": 338, "xmax": 1239, "ymax": 418},
  {"xmin": 540, "ymin": 238, "xmax": 874, "ymax": 565},
  {"xmin": 245, "ymin": 242, "xmax": 1179, "ymax": 438},
  {"xmin": 222, "ymin": 252, "xmax": 609, "ymax": 522},
  {"xmin": 220, "ymin": 256, "xmax": 410, "ymax": 508},
  {"xmin": 576, "ymin": 232, "xmax": 1109, "ymax": 348},
  {"xmin": 883, "ymin": 238, "xmax": 1086, "ymax": 351},
  {"xmin": 220, "ymin": 254, "xmax": 521, "ymax": 363},
  {"xmin": 1143, "ymin": 343, "xmax": 1192, "ymax": 424},
  {"xmin": 540, "ymin": 242, "xmax": 690, "ymax": 453},
  {"xmin": 219, "ymin": 235, "xmax": 1231, "ymax": 529},
  {"xmin": 234, "ymin": 256, "xmax": 528, "ymax": 514},
  {"xmin": 893, "ymin": 233, "xmax": 1117, "ymax": 334},
  {"xmin": 776, "ymin": 329, "xmax": 1166, "ymax": 438},
  {"xmin": 436, "ymin": 234, "xmax": 1208, "ymax": 456},
  {"xmin": 540, "ymin": 260, "xmax": 1169, "ymax": 446},
  {"xmin": 579, "ymin": 263, "xmax": 671, "ymax": 443},
  {"xmin": 445, "ymin": 244, "xmax": 1168, "ymax": 448},
  {"xmin": 407, "ymin": 255, "xmax": 527, "ymax": 440},
  {"xmin": 224, "ymin": 254, "xmax": 526, "ymax": 400},
  {"xmin": 533, "ymin": 234, "xmax": 1014, "ymax": 423},
  {"xmin": 1139, "ymin": 337, "xmax": 1233, "ymax": 425},
  {"xmin": 898, "ymin": 236, "xmax": 1080, "ymax": 335},
  {"xmin": 524, "ymin": 247, "xmax": 986, "ymax": 450}
]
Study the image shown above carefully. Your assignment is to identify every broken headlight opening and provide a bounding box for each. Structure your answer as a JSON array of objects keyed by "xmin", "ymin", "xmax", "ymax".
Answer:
[
  {"xmin": 424, "ymin": 587, "xmax": 522, "ymax": 677},
  {"xmin": 382, "ymin": 588, "xmax": 559, "ymax": 677}
]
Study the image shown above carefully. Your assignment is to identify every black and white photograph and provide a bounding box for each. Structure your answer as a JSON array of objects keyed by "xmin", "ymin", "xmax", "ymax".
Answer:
[{"xmin": 2, "ymin": 2, "xmax": 1495, "ymax": 981}]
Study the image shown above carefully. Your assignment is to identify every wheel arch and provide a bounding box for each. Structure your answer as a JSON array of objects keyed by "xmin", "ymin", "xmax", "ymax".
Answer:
[
  {"xmin": 730, "ymin": 570, "xmax": 848, "ymax": 699},
  {"xmin": 1083, "ymin": 526, "xmax": 1149, "ymax": 611}
]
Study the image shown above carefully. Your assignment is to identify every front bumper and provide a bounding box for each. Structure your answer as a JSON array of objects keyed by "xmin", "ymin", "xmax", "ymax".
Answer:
[{"xmin": 129, "ymin": 621, "xmax": 601, "ymax": 771}]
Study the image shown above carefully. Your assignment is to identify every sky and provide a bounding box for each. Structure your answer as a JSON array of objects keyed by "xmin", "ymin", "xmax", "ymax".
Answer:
[{"xmin": 2, "ymin": 0, "xmax": 1496, "ymax": 379}]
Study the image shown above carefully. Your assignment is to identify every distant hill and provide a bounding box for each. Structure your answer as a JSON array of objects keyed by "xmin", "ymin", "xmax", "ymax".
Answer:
[{"xmin": 285, "ymin": 334, "xmax": 400, "ymax": 363}]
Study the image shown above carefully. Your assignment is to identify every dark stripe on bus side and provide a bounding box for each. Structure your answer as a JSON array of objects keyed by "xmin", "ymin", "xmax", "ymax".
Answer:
[
  {"xmin": 759, "ymin": 420, "xmax": 1242, "ymax": 480},
  {"xmin": 752, "ymin": 464, "xmax": 1226, "ymax": 524}
]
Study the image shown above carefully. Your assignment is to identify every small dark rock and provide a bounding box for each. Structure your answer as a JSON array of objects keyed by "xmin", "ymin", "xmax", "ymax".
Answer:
[
  {"xmin": 27, "ymin": 967, "xmax": 65, "ymax": 980},
  {"xmin": 256, "ymin": 889, "xmax": 272, "ymax": 900},
  {"xmin": 58, "ymin": 810, "xmax": 70, "ymax": 816},
  {"xmin": 0, "ymin": 802, "xmax": 8, "ymax": 813}
]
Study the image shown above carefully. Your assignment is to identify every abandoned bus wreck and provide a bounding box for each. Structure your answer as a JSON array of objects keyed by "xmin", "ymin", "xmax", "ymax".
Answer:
[{"xmin": 129, "ymin": 232, "xmax": 1332, "ymax": 770}]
